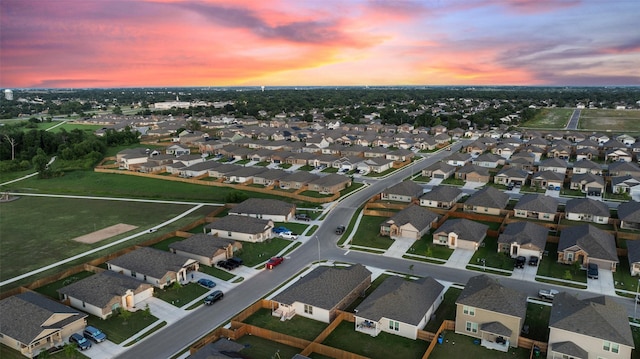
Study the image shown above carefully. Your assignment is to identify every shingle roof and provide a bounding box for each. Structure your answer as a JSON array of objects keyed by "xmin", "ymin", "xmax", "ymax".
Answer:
[
  {"xmin": 570, "ymin": 172, "xmax": 604, "ymax": 186},
  {"xmin": 383, "ymin": 180, "xmax": 424, "ymax": 198},
  {"xmin": 481, "ymin": 321, "xmax": 512, "ymax": 337},
  {"xmin": 495, "ymin": 167, "xmax": 528, "ymax": 178},
  {"xmin": 627, "ymin": 240, "xmax": 640, "ymax": 266},
  {"xmin": 558, "ymin": 225, "xmax": 618, "ymax": 262},
  {"xmin": 565, "ymin": 198, "xmax": 610, "ymax": 217},
  {"xmin": 617, "ymin": 201, "xmax": 640, "ymax": 223},
  {"xmin": 383, "ymin": 205, "xmax": 439, "ymax": 232},
  {"xmin": 205, "ymin": 215, "xmax": 272, "ymax": 234},
  {"xmin": 539, "ymin": 157, "xmax": 568, "ymax": 168},
  {"xmin": 424, "ymin": 161, "xmax": 455, "ymax": 173},
  {"xmin": 229, "ymin": 198, "xmax": 294, "ymax": 216},
  {"xmin": 107, "ymin": 247, "xmax": 195, "ymax": 278},
  {"xmin": 498, "ymin": 221, "xmax": 548, "ymax": 250},
  {"xmin": 464, "ymin": 186, "xmax": 509, "ymax": 209},
  {"xmin": 532, "ymin": 170, "xmax": 565, "ymax": 181},
  {"xmin": 446, "ymin": 152, "xmax": 472, "ymax": 162},
  {"xmin": 573, "ymin": 158, "xmax": 601, "ymax": 170},
  {"xmin": 549, "ymin": 292, "xmax": 634, "ymax": 346},
  {"xmin": 420, "ymin": 186, "xmax": 463, "ymax": 202},
  {"xmin": 550, "ymin": 341, "xmax": 588, "ymax": 358},
  {"xmin": 57, "ymin": 271, "xmax": 152, "ymax": 308},
  {"xmin": 0, "ymin": 291, "xmax": 86, "ymax": 345},
  {"xmin": 456, "ymin": 163, "xmax": 489, "ymax": 176},
  {"xmin": 514, "ymin": 193, "xmax": 559, "ymax": 213},
  {"xmin": 309, "ymin": 173, "xmax": 351, "ymax": 187},
  {"xmin": 354, "ymin": 276, "xmax": 443, "ymax": 325},
  {"xmin": 435, "ymin": 218, "xmax": 489, "ymax": 243},
  {"xmin": 456, "ymin": 275, "xmax": 527, "ymax": 318},
  {"xmin": 169, "ymin": 234, "xmax": 235, "ymax": 257},
  {"xmin": 273, "ymin": 264, "xmax": 371, "ymax": 309}
]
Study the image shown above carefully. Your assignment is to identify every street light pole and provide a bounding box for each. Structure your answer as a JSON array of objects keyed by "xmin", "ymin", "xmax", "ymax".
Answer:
[
  {"xmin": 635, "ymin": 279, "xmax": 639, "ymax": 320},
  {"xmin": 316, "ymin": 236, "xmax": 321, "ymax": 263}
]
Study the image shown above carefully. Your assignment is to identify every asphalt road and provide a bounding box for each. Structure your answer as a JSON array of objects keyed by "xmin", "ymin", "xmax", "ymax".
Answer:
[{"xmin": 566, "ymin": 109, "xmax": 581, "ymax": 130}]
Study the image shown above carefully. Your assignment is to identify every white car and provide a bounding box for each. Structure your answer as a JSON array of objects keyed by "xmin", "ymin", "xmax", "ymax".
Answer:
[{"xmin": 279, "ymin": 232, "xmax": 298, "ymax": 240}]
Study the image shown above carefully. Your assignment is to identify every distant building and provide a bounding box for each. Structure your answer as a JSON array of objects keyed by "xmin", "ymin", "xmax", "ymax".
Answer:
[{"xmin": 4, "ymin": 89, "xmax": 13, "ymax": 101}]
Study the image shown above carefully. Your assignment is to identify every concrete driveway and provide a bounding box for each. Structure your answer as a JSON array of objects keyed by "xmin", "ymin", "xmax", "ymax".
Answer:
[
  {"xmin": 462, "ymin": 181, "xmax": 485, "ymax": 189},
  {"xmin": 427, "ymin": 178, "xmax": 443, "ymax": 186},
  {"xmin": 587, "ymin": 268, "xmax": 615, "ymax": 295}
]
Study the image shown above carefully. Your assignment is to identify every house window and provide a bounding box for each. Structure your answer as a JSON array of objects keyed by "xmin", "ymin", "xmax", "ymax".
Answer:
[
  {"xmin": 131, "ymin": 271, "xmax": 136, "ymax": 278},
  {"xmin": 438, "ymin": 235, "xmax": 447, "ymax": 244},
  {"xmin": 603, "ymin": 341, "xmax": 619, "ymax": 353},
  {"xmin": 543, "ymin": 214, "xmax": 550, "ymax": 219},
  {"xmin": 304, "ymin": 304, "xmax": 313, "ymax": 315},
  {"xmin": 389, "ymin": 320, "xmax": 399, "ymax": 331},
  {"xmin": 463, "ymin": 306, "xmax": 475, "ymax": 316},
  {"xmin": 465, "ymin": 321, "xmax": 478, "ymax": 333},
  {"xmin": 566, "ymin": 253, "xmax": 574, "ymax": 262}
]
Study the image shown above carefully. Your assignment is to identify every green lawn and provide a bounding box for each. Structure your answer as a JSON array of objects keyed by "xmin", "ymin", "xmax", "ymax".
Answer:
[
  {"xmin": 425, "ymin": 287, "xmax": 462, "ymax": 332},
  {"xmin": 351, "ymin": 215, "xmax": 394, "ymax": 250},
  {"xmin": 1, "ymin": 343, "xmax": 90, "ymax": 359},
  {"xmin": 243, "ymin": 308, "xmax": 328, "ymax": 341},
  {"xmin": 536, "ymin": 243, "xmax": 587, "ymax": 283},
  {"xmin": 408, "ymin": 231, "xmax": 454, "ymax": 260},
  {"xmin": 428, "ymin": 332, "xmax": 531, "ymax": 359},
  {"xmin": 86, "ymin": 310, "xmax": 159, "ymax": 344},
  {"xmin": 235, "ymin": 238, "xmax": 292, "ymax": 267},
  {"xmin": 442, "ymin": 177, "xmax": 465, "ymax": 186},
  {"xmin": 579, "ymin": 109, "xmax": 640, "ymax": 132},
  {"xmin": 520, "ymin": 108, "xmax": 574, "ymax": 129},
  {"xmin": 322, "ymin": 321, "xmax": 429, "ymax": 359},
  {"xmin": 34, "ymin": 271, "xmax": 95, "ymax": 299},
  {"xmin": 198, "ymin": 265, "xmax": 235, "ymax": 281},
  {"xmin": 559, "ymin": 219, "xmax": 614, "ymax": 232},
  {"xmin": 235, "ymin": 335, "xmax": 301, "ymax": 359},
  {"xmin": 150, "ymin": 236, "xmax": 185, "ymax": 251},
  {"xmin": 614, "ymin": 256, "xmax": 638, "ymax": 293},
  {"xmin": 154, "ymin": 282, "xmax": 209, "ymax": 307},
  {"xmin": 470, "ymin": 237, "xmax": 515, "ymax": 271},
  {"xmin": 0, "ymin": 168, "xmax": 36, "ymax": 183},
  {"xmin": 524, "ymin": 302, "xmax": 551, "ymax": 342}
]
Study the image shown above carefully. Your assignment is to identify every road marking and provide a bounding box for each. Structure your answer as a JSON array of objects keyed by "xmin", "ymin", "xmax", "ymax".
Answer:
[{"xmin": 344, "ymin": 250, "xmax": 350, "ymax": 255}]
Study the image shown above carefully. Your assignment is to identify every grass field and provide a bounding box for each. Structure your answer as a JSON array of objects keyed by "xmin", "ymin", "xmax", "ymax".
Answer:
[
  {"xmin": 0, "ymin": 195, "xmax": 215, "ymax": 283},
  {"xmin": 578, "ymin": 109, "xmax": 640, "ymax": 132},
  {"xmin": 520, "ymin": 108, "xmax": 574, "ymax": 129}
]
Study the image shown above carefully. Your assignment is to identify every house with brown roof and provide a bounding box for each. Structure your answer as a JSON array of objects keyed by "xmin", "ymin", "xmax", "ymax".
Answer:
[
  {"xmin": 107, "ymin": 247, "xmax": 199, "ymax": 289},
  {"xmin": 354, "ymin": 276, "xmax": 444, "ymax": 340},
  {"xmin": 463, "ymin": 186, "xmax": 510, "ymax": 215},
  {"xmin": 513, "ymin": 193, "xmax": 558, "ymax": 221},
  {"xmin": 548, "ymin": 292, "xmax": 634, "ymax": 359},
  {"xmin": 498, "ymin": 221, "xmax": 548, "ymax": 260},
  {"xmin": 380, "ymin": 205, "xmax": 439, "ymax": 241},
  {"xmin": 557, "ymin": 224, "xmax": 618, "ymax": 271},
  {"xmin": 271, "ymin": 264, "xmax": 371, "ymax": 323},
  {"xmin": 432, "ymin": 218, "xmax": 489, "ymax": 250},
  {"xmin": 380, "ymin": 181, "xmax": 424, "ymax": 203},
  {"xmin": 57, "ymin": 271, "xmax": 154, "ymax": 320},
  {"xmin": 169, "ymin": 234, "xmax": 242, "ymax": 266},
  {"xmin": 419, "ymin": 186, "xmax": 464, "ymax": 209},
  {"xmin": 229, "ymin": 198, "xmax": 295, "ymax": 222},
  {"xmin": 455, "ymin": 275, "xmax": 527, "ymax": 351},
  {"xmin": 0, "ymin": 292, "xmax": 88, "ymax": 358},
  {"xmin": 205, "ymin": 216, "xmax": 273, "ymax": 243}
]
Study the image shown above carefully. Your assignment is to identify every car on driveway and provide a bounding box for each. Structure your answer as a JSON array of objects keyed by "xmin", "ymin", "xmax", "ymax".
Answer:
[
  {"xmin": 204, "ymin": 290, "xmax": 224, "ymax": 305},
  {"xmin": 69, "ymin": 333, "xmax": 92, "ymax": 350},
  {"xmin": 83, "ymin": 326, "xmax": 107, "ymax": 343},
  {"xmin": 197, "ymin": 278, "xmax": 216, "ymax": 288},
  {"xmin": 273, "ymin": 226, "xmax": 291, "ymax": 234},
  {"xmin": 514, "ymin": 256, "xmax": 526, "ymax": 269},
  {"xmin": 295, "ymin": 214, "xmax": 311, "ymax": 221},
  {"xmin": 529, "ymin": 256, "xmax": 539, "ymax": 266},
  {"xmin": 587, "ymin": 263, "xmax": 599, "ymax": 279},
  {"xmin": 266, "ymin": 256, "xmax": 284, "ymax": 269},
  {"xmin": 227, "ymin": 257, "xmax": 243, "ymax": 267},
  {"xmin": 279, "ymin": 232, "xmax": 298, "ymax": 239}
]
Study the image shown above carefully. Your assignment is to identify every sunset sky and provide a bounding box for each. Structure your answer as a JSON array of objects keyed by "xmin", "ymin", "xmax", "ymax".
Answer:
[{"xmin": 1, "ymin": 0, "xmax": 639, "ymax": 88}]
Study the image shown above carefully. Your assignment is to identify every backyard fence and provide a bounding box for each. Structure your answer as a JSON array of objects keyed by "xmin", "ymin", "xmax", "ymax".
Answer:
[{"xmin": 421, "ymin": 320, "xmax": 455, "ymax": 359}]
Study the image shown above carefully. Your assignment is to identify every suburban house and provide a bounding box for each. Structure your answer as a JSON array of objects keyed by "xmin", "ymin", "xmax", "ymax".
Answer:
[
  {"xmin": 455, "ymin": 275, "xmax": 527, "ymax": 351},
  {"xmin": 107, "ymin": 247, "xmax": 199, "ymax": 289},
  {"xmin": 508, "ymin": 151, "xmax": 536, "ymax": 171},
  {"xmin": 530, "ymin": 170, "xmax": 565, "ymax": 190},
  {"xmin": 57, "ymin": 271, "xmax": 154, "ymax": 320},
  {"xmin": 169, "ymin": 234, "xmax": 242, "ymax": 266},
  {"xmin": 308, "ymin": 173, "xmax": 352, "ymax": 194},
  {"xmin": 166, "ymin": 144, "xmax": 190, "ymax": 156},
  {"xmin": 445, "ymin": 152, "xmax": 472, "ymax": 167},
  {"xmin": 572, "ymin": 158, "xmax": 602, "ymax": 175},
  {"xmin": 513, "ymin": 193, "xmax": 559, "ymax": 221},
  {"xmin": 608, "ymin": 161, "xmax": 640, "ymax": 177},
  {"xmin": 565, "ymin": 198, "xmax": 610, "ymax": 224},
  {"xmin": 538, "ymin": 157, "xmax": 568, "ymax": 174},
  {"xmin": 497, "ymin": 221, "xmax": 548, "ymax": 260},
  {"xmin": 548, "ymin": 292, "xmax": 634, "ymax": 359},
  {"xmin": 473, "ymin": 153, "xmax": 503, "ymax": 168},
  {"xmin": 271, "ymin": 264, "xmax": 372, "ymax": 323},
  {"xmin": 422, "ymin": 161, "xmax": 456, "ymax": 179},
  {"xmin": 353, "ymin": 276, "xmax": 444, "ymax": 340},
  {"xmin": 612, "ymin": 175, "xmax": 640, "ymax": 195},
  {"xmin": 569, "ymin": 173, "xmax": 605, "ymax": 195},
  {"xmin": 605, "ymin": 148, "xmax": 633, "ymax": 162},
  {"xmin": 419, "ymin": 186, "xmax": 464, "ymax": 209},
  {"xmin": 626, "ymin": 240, "xmax": 640, "ymax": 276},
  {"xmin": 0, "ymin": 291, "xmax": 88, "ymax": 358},
  {"xmin": 228, "ymin": 198, "xmax": 295, "ymax": 222},
  {"xmin": 618, "ymin": 201, "xmax": 640, "ymax": 231},
  {"xmin": 432, "ymin": 218, "xmax": 489, "ymax": 250},
  {"xmin": 463, "ymin": 186, "xmax": 510, "ymax": 215},
  {"xmin": 557, "ymin": 224, "xmax": 619, "ymax": 271},
  {"xmin": 379, "ymin": 205, "xmax": 439, "ymax": 240},
  {"xmin": 380, "ymin": 181, "xmax": 424, "ymax": 203},
  {"xmin": 493, "ymin": 167, "xmax": 529, "ymax": 186},
  {"xmin": 357, "ymin": 157, "xmax": 395, "ymax": 174},
  {"xmin": 455, "ymin": 163, "xmax": 491, "ymax": 184},
  {"xmin": 205, "ymin": 215, "xmax": 273, "ymax": 243}
]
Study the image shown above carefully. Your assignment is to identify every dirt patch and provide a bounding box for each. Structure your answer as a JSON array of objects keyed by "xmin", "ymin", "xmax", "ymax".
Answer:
[{"xmin": 72, "ymin": 223, "xmax": 138, "ymax": 244}]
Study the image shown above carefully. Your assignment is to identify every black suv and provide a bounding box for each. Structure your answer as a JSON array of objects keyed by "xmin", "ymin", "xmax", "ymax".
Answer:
[
  {"xmin": 514, "ymin": 256, "xmax": 526, "ymax": 268},
  {"xmin": 228, "ymin": 257, "xmax": 243, "ymax": 267},
  {"xmin": 335, "ymin": 225, "xmax": 346, "ymax": 235}
]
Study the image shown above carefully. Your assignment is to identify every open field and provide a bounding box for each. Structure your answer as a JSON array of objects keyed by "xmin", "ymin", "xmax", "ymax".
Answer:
[
  {"xmin": 578, "ymin": 109, "xmax": 640, "ymax": 132},
  {"xmin": 0, "ymin": 195, "xmax": 213, "ymax": 282},
  {"xmin": 520, "ymin": 108, "xmax": 573, "ymax": 129}
]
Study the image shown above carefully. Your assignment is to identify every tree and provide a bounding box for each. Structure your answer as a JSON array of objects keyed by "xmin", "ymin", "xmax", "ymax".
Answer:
[
  {"xmin": 425, "ymin": 246, "xmax": 433, "ymax": 258},
  {"xmin": 119, "ymin": 307, "xmax": 132, "ymax": 325},
  {"xmin": 3, "ymin": 134, "xmax": 17, "ymax": 160},
  {"xmin": 143, "ymin": 303, "xmax": 152, "ymax": 318},
  {"xmin": 112, "ymin": 106, "xmax": 123, "ymax": 115},
  {"xmin": 63, "ymin": 343, "xmax": 77, "ymax": 358},
  {"xmin": 563, "ymin": 270, "xmax": 573, "ymax": 281},
  {"xmin": 32, "ymin": 148, "xmax": 49, "ymax": 177}
]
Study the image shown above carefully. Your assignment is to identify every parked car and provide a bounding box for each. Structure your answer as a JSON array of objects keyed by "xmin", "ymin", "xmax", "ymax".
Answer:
[
  {"xmin": 506, "ymin": 182, "xmax": 514, "ymax": 190},
  {"xmin": 204, "ymin": 290, "xmax": 224, "ymax": 305},
  {"xmin": 273, "ymin": 226, "xmax": 292, "ymax": 234},
  {"xmin": 69, "ymin": 333, "xmax": 92, "ymax": 350},
  {"xmin": 587, "ymin": 263, "xmax": 599, "ymax": 279},
  {"xmin": 217, "ymin": 260, "xmax": 236, "ymax": 270},
  {"xmin": 538, "ymin": 289, "xmax": 559, "ymax": 300},
  {"xmin": 279, "ymin": 232, "xmax": 298, "ymax": 239},
  {"xmin": 528, "ymin": 256, "xmax": 539, "ymax": 266},
  {"xmin": 295, "ymin": 214, "xmax": 311, "ymax": 221},
  {"xmin": 197, "ymin": 278, "xmax": 216, "ymax": 288},
  {"xmin": 83, "ymin": 326, "xmax": 107, "ymax": 343},
  {"xmin": 266, "ymin": 256, "xmax": 284, "ymax": 269},
  {"xmin": 514, "ymin": 256, "xmax": 526, "ymax": 269},
  {"xmin": 335, "ymin": 225, "xmax": 346, "ymax": 235},
  {"xmin": 227, "ymin": 257, "xmax": 243, "ymax": 267}
]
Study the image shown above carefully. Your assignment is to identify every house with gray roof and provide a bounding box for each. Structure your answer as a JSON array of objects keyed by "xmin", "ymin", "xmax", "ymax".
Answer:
[
  {"xmin": 380, "ymin": 205, "xmax": 439, "ymax": 241},
  {"xmin": 455, "ymin": 163, "xmax": 491, "ymax": 184},
  {"xmin": 493, "ymin": 167, "xmax": 529, "ymax": 186},
  {"xmin": 421, "ymin": 161, "xmax": 456, "ymax": 179},
  {"xmin": 618, "ymin": 201, "xmax": 640, "ymax": 231},
  {"xmin": 252, "ymin": 168, "xmax": 287, "ymax": 187},
  {"xmin": 548, "ymin": 292, "xmax": 634, "ymax": 359},
  {"xmin": 107, "ymin": 247, "xmax": 199, "ymax": 289},
  {"xmin": 169, "ymin": 233, "xmax": 242, "ymax": 266},
  {"xmin": 565, "ymin": 197, "xmax": 610, "ymax": 224},
  {"xmin": 538, "ymin": 157, "xmax": 568, "ymax": 174},
  {"xmin": 455, "ymin": 275, "xmax": 527, "ymax": 351},
  {"xmin": 57, "ymin": 271, "xmax": 154, "ymax": 319},
  {"xmin": 558, "ymin": 224, "xmax": 619, "ymax": 271},
  {"xmin": 229, "ymin": 198, "xmax": 295, "ymax": 222},
  {"xmin": 380, "ymin": 180, "xmax": 424, "ymax": 203},
  {"xmin": 612, "ymin": 175, "xmax": 640, "ymax": 195},
  {"xmin": 419, "ymin": 185, "xmax": 464, "ymax": 209},
  {"xmin": 569, "ymin": 172, "xmax": 605, "ymax": 195},
  {"xmin": 271, "ymin": 264, "xmax": 371, "ymax": 323},
  {"xmin": 608, "ymin": 161, "xmax": 640, "ymax": 177},
  {"xmin": 357, "ymin": 157, "xmax": 395, "ymax": 174},
  {"xmin": 279, "ymin": 171, "xmax": 320, "ymax": 190},
  {"xmin": 433, "ymin": 218, "xmax": 489, "ymax": 250},
  {"xmin": 0, "ymin": 291, "xmax": 88, "ymax": 358},
  {"xmin": 473, "ymin": 153, "xmax": 503, "ymax": 168},
  {"xmin": 626, "ymin": 239, "xmax": 640, "ymax": 276},
  {"xmin": 498, "ymin": 221, "xmax": 548, "ymax": 260},
  {"xmin": 530, "ymin": 170, "xmax": 565, "ymax": 190},
  {"xmin": 445, "ymin": 152, "xmax": 472, "ymax": 167},
  {"xmin": 354, "ymin": 276, "xmax": 444, "ymax": 339},
  {"xmin": 572, "ymin": 158, "xmax": 602, "ymax": 175},
  {"xmin": 308, "ymin": 173, "xmax": 352, "ymax": 194},
  {"xmin": 205, "ymin": 215, "xmax": 273, "ymax": 243},
  {"xmin": 463, "ymin": 186, "xmax": 510, "ymax": 215},
  {"xmin": 513, "ymin": 193, "xmax": 559, "ymax": 221}
]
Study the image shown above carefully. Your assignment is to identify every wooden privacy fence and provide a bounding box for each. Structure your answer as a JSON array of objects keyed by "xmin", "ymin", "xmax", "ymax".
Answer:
[{"xmin": 421, "ymin": 320, "xmax": 455, "ymax": 359}]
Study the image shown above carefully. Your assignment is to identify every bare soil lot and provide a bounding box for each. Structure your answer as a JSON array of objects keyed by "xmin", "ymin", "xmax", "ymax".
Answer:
[{"xmin": 72, "ymin": 223, "xmax": 138, "ymax": 243}]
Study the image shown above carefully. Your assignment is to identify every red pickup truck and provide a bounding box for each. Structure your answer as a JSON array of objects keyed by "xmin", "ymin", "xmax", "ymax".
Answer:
[{"xmin": 266, "ymin": 256, "xmax": 284, "ymax": 269}]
